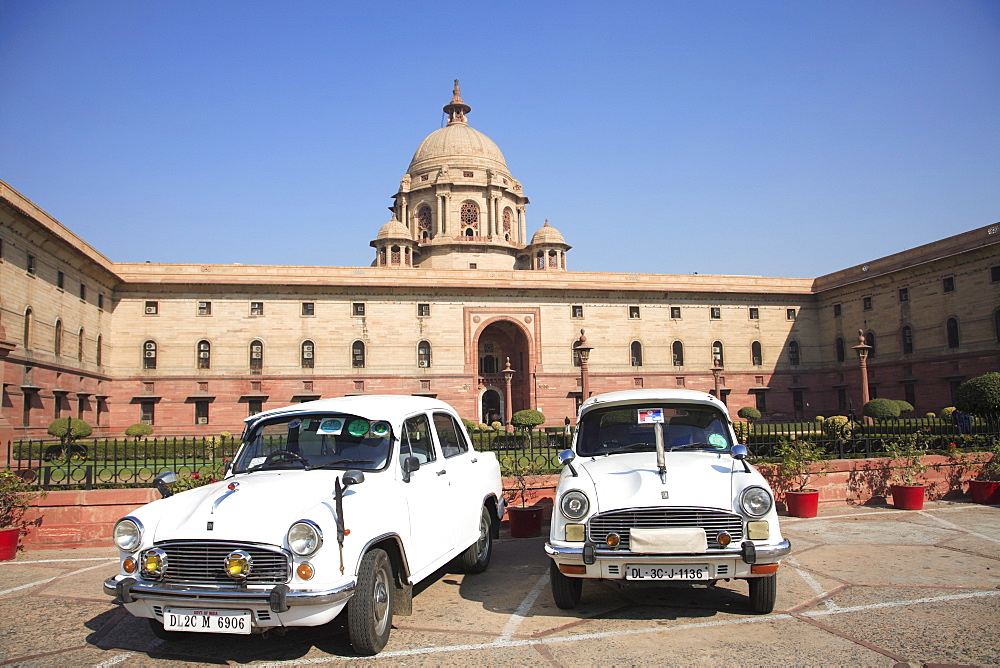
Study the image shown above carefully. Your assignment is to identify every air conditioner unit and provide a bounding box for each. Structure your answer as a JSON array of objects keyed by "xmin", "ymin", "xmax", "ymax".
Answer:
[
  {"xmin": 145, "ymin": 351, "xmax": 156, "ymax": 358},
  {"xmin": 303, "ymin": 351, "xmax": 313, "ymax": 358},
  {"xmin": 199, "ymin": 351, "xmax": 210, "ymax": 358},
  {"xmin": 418, "ymin": 360, "xmax": 428, "ymax": 367},
  {"xmin": 145, "ymin": 306, "xmax": 157, "ymax": 314},
  {"xmin": 196, "ymin": 417, "xmax": 208, "ymax": 425},
  {"xmin": 145, "ymin": 342, "xmax": 156, "ymax": 350},
  {"xmin": 251, "ymin": 352, "xmax": 262, "ymax": 358}
]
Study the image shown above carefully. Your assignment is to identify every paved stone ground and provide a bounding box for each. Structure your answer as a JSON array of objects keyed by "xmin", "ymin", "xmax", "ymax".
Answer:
[{"xmin": 1, "ymin": 501, "xmax": 998, "ymax": 666}]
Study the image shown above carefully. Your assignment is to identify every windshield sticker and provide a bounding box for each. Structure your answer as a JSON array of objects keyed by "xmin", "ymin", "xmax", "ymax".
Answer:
[
  {"xmin": 249, "ymin": 456, "xmax": 267, "ymax": 468},
  {"xmin": 317, "ymin": 418, "xmax": 345, "ymax": 435},
  {"xmin": 371, "ymin": 421, "xmax": 390, "ymax": 437},
  {"xmin": 287, "ymin": 419, "xmax": 302, "ymax": 430},
  {"xmin": 709, "ymin": 433, "xmax": 728, "ymax": 448},
  {"xmin": 347, "ymin": 418, "xmax": 370, "ymax": 437},
  {"xmin": 637, "ymin": 408, "xmax": 664, "ymax": 424}
]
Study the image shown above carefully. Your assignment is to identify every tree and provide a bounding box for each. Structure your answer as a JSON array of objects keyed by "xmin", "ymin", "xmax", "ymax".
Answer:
[
  {"xmin": 46, "ymin": 418, "xmax": 92, "ymax": 460},
  {"xmin": 955, "ymin": 372, "xmax": 1000, "ymax": 416},
  {"xmin": 737, "ymin": 406, "xmax": 761, "ymax": 423},
  {"xmin": 125, "ymin": 423, "xmax": 154, "ymax": 441},
  {"xmin": 511, "ymin": 409, "xmax": 545, "ymax": 431},
  {"xmin": 863, "ymin": 398, "xmax": 900, "ymax": 421}
]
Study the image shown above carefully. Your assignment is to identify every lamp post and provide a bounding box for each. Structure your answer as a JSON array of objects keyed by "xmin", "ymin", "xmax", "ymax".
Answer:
[
  {"xmin": 852, "ymin": 329, "xmax": 873, "ymax": 424},
  {"xmin": 574, "ymin": 329, "xmax": 594, "ymax": 401},
  {"xmin": 711, "ymin": 364, "xmax": 723, "ymax": 399},
  {"xmin": 501, "ymin": 357, "xmax": 515, "ymax": 426}
]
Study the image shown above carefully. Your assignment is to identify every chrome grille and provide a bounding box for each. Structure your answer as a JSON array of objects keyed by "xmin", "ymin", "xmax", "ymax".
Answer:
[
  {"xmin": 588, "ymin": 507, "xmax": 744, "ymax": 550},
  {"xmin": 153, "ymin": 541, "xmax": 290, "ymax": 585}
]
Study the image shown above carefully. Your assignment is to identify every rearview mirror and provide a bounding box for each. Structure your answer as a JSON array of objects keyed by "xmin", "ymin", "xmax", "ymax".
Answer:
[
  {"xmin": 342, "ymin": 470, "xmax": 365, "ymax": 486},
  {"xmin": 154, "ymin": 471, "xmax": 178, "ymax": 498},
  {"xmin": 402, "ymin": 456, "xmax": 420, "ymax": 483}
]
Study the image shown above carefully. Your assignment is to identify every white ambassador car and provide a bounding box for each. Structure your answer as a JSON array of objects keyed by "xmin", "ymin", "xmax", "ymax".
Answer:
[
  {"xmin": 104, "ymin": 395, "xmax": 505, "ymax": 655},
  {"xmin": 546, "ymin": 389, "xmax": 790, "ymax": 613}
]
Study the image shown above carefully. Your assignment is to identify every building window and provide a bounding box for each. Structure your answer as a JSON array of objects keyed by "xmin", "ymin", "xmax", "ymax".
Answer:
[
  {"xmin": 353, "ymin": 303, "xmax": 366, "ymax": 317},
  {"xmin": 711, "ymin": 341, "xmax": 724, "ymax": 367},
  {"xmin": 145, "ymin": 301, "xmax": 158, "ymax": 315},
  {"xmin": 901, "ymin": 326, "xmax": 913, "ymax": 354},
  {"xmin": 572, "ymin": 305, "xmax": 583, "ymax": 318},
  {"xmin": 898, "ymin": 288, "xmax": 909, "ymax": 302},
  {"xmin": 417, "ymin": 205, "xmax": 432, "ymax": 239},
  {"xmin": 352, "ymin": 341, "xmax": 366, "ymax": 368},
  {"xmin": 792, "ymin": 390, "xmax": 804, "ymax": 414},
  {"xmin": 96, "ymin": 335, "xmax": 102, "ymax": 366},
  {"xmin": 248, "ymin": 399, "xmax": 263, "ymax": 416},
  {"xmin": 57, "ymin": 271, "xmax": 64, "ymax": 289},
  {"xmin": 250, "ymin": 301, "xmax": 264, "ymax": 316},
  {"xmin": 140, "ymin": 401, "xmax": 155, "ymax": 426},
  {"xmin": 572, "ymin": 346, "xmax": 582, "ymax": 367},
  {"xmin": 250, "ymin": 340, "xmax": 263, "ymax": 373},
  {"xmin": 992, "ymin": 266, "xmax": 1000, "ymax": 283},
  {"xmin": 460, "ymin": 201, "xmax": 479, "ymax": 234},
  {"xmin": 903, "ymin": 383, "xmax": 916, "ymax": 407},
  {"xmin": 23, "ymin": 308, "xmax": 32, "ymax": 350},
  {"xmin": 946, "ymin": 317, "xmax": 960, "ymax": 348},
  {"xmin": 995, "ymin": 308, "xmax": 1000, "ymax": 343},
  {"xmin": 753, "ymin": 391, "xmax": 767, "ymax": 413},
  {"xmin": 630, "ymin": 341, "xmax": 643, "ymax": 367},
  {"xmin": 143, "ymin": 341, "xmax": 157, "ymax": 369},
  {"xmin": 943, "ymin": 276, "xmax": 955, "ymax": 293},
  {"xmin": 195, "ymin": 400, "xmax": 209, "ymax": 425},
  {"xmin": 833, "ymin": 303, "xmax": 842, "ymax": 317},
  {"xmin": 749, "ymin": 308, "xmax": 759, "ymax": 320},
  {"xmin": 629, "ymin": 306, "xmax": 640, "ymax": 319},
  {"xmin": 751, "ymin": 341, "xmax": 762, "ymax": 365},
  {"xmin": 198, "ymin": 340, "xmax": 211, "ymax": 369},
  {"xmin": 863, "ymin": 296, "xmax": 872, "ymax": 311},
  {"xmin": 27, "ymin": 255, "xmax": 35, "ymax": 275},
  {"xmin": 54, "ymin": 319, "xmax": 62, "ymax": 356},
  {"xmin": 788, "ymin": 340, "xmax": 800, "ymax": 366},
  {"xmin": 418, "ymin": 303, "xmax": 430, "ymax": 317},
  {"xmin": 835, "ymin": 337, "xmax": 845, "ymax": 363},
  {"xmin": 786, "ymin": 308, "xmax": 796, "ymax": 320},
  {"xmin": 670, "ymin": 306, "xmax": 682, "ymax": 319},
  {"xmin": 710, "ymin": 307, "xmax": 721, "ymax": 320},
  {"xmin": 198, "ymin": 301, "xmax": 212, "ymax": 316},
  {"xmin": 79, "ymin": 283, "xmax": 86, "ymax": 301},
  {"xmin": 865, "ymin": 331, "xmax": 876, "ymax": 358},
  {"xmin": 837, "ymin": 387, "xmax": 847, "ymax": 411},
  {"xmin": 301, "ymin": 340, "xmax": 314, "ymax": 368},
  {"xmin": 469, "ymin": 263, "xmax": 477, "ymax": 269},
  {"xmin": 77, "ymin": 328, "xmax": 84, "ymax": 362},
  {"xmin": 417, "ymin": 340, "xmax": 431, "ymax": 368},
  {"xmin": 302, "ymin": 302, "xmax": 315, "ymax": 316},
  {"xmin": 672, "ymin": 341, "xmax": 684, "ymax": 366},
  {"xmin": 98, "ymin": 294, "xmax": 104, "ymax": 310}
]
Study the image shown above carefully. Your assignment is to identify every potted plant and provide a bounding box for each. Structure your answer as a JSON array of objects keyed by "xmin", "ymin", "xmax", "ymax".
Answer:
[
  {"xmin": 969, "ymin": 443, "xmax": 1000, "ymax": 504},
  {"xmin": 505, "ymin": 459, "xmax": 545, "ymax": 538},
  {"xmin": 774, "ymin": 438, "xmax": 831, "ymax": 518},
  {"xmin": 884, "ymin": 437, "xmax": 929, "ymax": 510},
  {"xmin": 0, "ymin": 469, "xmax": 46, "ymax": 561}
]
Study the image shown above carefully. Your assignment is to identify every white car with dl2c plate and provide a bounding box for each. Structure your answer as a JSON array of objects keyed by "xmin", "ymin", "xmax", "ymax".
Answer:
[
  {"xmin": 104, "ymin": 395, "xmax": 505, "ymax": 655},
  {"xmin": 546, "ymin": 389, "xmax": 791, "ymax": 613}
]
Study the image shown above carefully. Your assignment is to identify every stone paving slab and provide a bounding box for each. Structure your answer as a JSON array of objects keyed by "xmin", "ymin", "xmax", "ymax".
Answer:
[{"xmin": 0, "ymin": 501, "xmax": 997, "ymax": 666}]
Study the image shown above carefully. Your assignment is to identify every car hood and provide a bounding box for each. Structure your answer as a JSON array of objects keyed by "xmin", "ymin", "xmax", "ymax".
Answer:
[
  {"xmin": 577, "ymin": 452, "xmax": 740, "ymax": 512},
  {"xmin": 145, "ymin": 470, "xmax": 340, "ymax": 544}
]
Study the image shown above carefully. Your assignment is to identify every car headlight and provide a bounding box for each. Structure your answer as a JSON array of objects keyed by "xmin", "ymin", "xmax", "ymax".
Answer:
[
  {"xmin": 560, "ymin": 490, "xmax": 590, "ymax": 521},
  {"xmin": 113, "ymin": 517, "xmax": 143, "ymax": 551},
  {"xmin": 739, "ymin": 486, "xmax": 773, "ymax": 518},
  {"xmin": 287, "ymin": 520, "xmax": 323, "ymax": 556}
]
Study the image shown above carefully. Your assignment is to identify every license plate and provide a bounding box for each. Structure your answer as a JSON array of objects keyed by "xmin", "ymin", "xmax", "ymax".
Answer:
[
  {"xmin": 163, "ymin": 608, "xmax": 252, "ymax": 634},
  {"xmin": 625, "ymin": 564, "xmax": 710, "ymax": 580}
]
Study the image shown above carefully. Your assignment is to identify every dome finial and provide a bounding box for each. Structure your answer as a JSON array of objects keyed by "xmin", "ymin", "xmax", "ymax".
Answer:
[{"xmin": 443, "ymin": 79, "xmax": 471, "ymax": 125}]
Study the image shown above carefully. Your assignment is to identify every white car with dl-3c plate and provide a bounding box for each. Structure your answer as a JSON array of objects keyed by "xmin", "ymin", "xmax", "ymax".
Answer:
[
  {"xmin": 545, "ymin": 389, "xmax": 791, "ymax": 613},
  {"xmin": 104, "ymin": 395, "xmax": 505, "ymax": 655}
]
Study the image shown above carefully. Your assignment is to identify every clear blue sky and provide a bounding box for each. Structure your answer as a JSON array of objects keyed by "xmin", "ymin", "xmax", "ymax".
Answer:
[{"xmin": 1, "ymin": 0, "xmax": 997, "ymax": 277}]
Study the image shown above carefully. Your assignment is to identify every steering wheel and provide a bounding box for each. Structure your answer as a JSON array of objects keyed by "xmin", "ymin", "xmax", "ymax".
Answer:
[{"xmin": 262, "ymin": 450, "xmax": 309, "ymax": 466}]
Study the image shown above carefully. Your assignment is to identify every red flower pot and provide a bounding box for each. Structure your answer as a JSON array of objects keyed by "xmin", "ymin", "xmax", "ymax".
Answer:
[
  {"xmin": 507, "ymin": 506, "xmax": 544, "ymax": 538},
  {"xmin": 890, "ymin": 484, "xmax": 925, "ymax": 510},
  {"xmin": 0, "ymin": 527, "xmax": 20, "ymax": 562},
  {"xmin": 969, "ymin": 480, "xmax": 1000, "ymax": 504},
  {"xmin": 785, "ymin": 490, "xmax": 820, "ymax": 518}
]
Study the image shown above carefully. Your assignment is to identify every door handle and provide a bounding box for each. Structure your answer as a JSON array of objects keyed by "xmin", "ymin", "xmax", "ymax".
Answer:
[
  {"xmin": 436, "ymin": 469, "xmax": 447, "ymax": 476},
  {"xmin": 471, "ymin": 458, "xmax": 478, "ymax": 463}
]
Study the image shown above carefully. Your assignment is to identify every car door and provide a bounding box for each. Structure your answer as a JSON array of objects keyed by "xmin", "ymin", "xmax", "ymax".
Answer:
[
  {"xmin": 398, "ymin": 412, "xmax": 455, "ymax": 575},
  {"xmin": 430, "ymin": 411, "xmax": 481, "ymax": 551}
]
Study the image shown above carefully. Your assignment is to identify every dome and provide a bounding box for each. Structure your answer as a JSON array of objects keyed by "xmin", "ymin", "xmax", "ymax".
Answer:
[
  {"xmin": 376, "ymin": 217, "xmax": 411, "ymax": 240},
  {"xmin": 530, "ymin": 220, "xmax": 566, "ymax": 245}
]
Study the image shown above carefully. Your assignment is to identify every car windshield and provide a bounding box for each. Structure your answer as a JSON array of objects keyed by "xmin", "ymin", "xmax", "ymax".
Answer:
[
  {"xmin": 575, "ymin": 404, "xmax": 732, "ymax": 457},
  {"xmin": 233, "ymin": 413, "xmax": 393, "ymax": 473}
]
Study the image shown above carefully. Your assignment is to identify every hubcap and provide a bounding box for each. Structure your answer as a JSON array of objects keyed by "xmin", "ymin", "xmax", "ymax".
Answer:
[{"xmin": 373, "ymin": 569, "xmax": 389, "ymax": 634}]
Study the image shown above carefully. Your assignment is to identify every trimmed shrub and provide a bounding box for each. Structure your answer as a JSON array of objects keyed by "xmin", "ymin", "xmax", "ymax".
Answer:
[
  {"xmin": 894, "ymin": 400, "xmax": 914, "ymax": 416},
  {"xmin": 814, "ymin": 416, "xmax": 825, "ymax": 422},
  {"xmin": 955, "ymin": 372, "xmax": 1000, "ymax": 416},
  {"xmin": 939, "ymin": 407, "xmax": 956, "ymax": 421},
  {"xmin": 864, "ymin": 398, "xmax": 901, "ymax": 420},
  {"xmin": 47, "ymin": 418, "xmax": 93, "ymax": 442},
  {"xmin": 737, "ymin": 406, "xmax": 761, "ymax": 422},
  {"xmin": 732, "ymin": 421, "xmax": 749, "ymax": 442},
  {"xmin": 461, "ymin": 418, "xmax": 477, "ymax": 433},
  {"xmin": 125, "ymin": 423, "xmax": 154, "ymax": 440},
  {"xmin": 822, "ymin": 415, "xmax": 853, "ymax": 438},
  {"xmin": 925, "ymin": 412, "xmax": 937, "ymax": 419},
  {"xmin": 511, "ymin": 409, "xmax": 545, "ymax": 431}
]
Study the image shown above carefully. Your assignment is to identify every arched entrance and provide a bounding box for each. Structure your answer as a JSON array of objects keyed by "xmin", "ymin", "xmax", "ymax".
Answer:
[
  {"xmin": 475, "ymin": 319, "xmax": 531, "ymax": 424},
  {"xmin": 480, "ymin": 388, "xmax": 502, "ymax": 426}
]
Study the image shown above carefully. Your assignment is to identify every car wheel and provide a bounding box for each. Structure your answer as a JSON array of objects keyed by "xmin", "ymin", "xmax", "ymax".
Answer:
[
  {"xmin": 459, "ymin": 506, "xmax": 493, "ymax": 574},
  {"xmin": 748, "ymin": 573, "xmax": 777, "ymax": 614},
  {"xmin": 348, "ymin": 548, "xmax": 394, "ymax": 655},
  {"xmin": 147, "ymin": 618, "xmax": 184, "ymax": 641},
  {"xmin": 549, "ymin": 561, "xmax": 582, "ymax": 609}
]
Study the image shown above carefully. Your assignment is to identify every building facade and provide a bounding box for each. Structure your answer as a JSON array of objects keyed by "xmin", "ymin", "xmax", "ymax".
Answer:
[{"xmin": 2, "ymin": 83, "xmax": 998, "ymax": 452}]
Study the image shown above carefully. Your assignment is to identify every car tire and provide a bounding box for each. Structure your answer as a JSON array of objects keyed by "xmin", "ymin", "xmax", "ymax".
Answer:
[
  {"xmin": 748, "ymin": 573, "xmax": 777, "ymax": 614},
  {"xmin": 459, "ymin": 506, "xmax": 493, "ymax": 574},
  {"xmin": 348, "ymin": 548, "xmax": 394, "ymax": 655},
  {"xmin": 549, "ymin": 561, "xmax": 582, "ymax": 609},
  {"xmin": 147, "ymin": 618, "xmax": 184, "ymax": 641}
]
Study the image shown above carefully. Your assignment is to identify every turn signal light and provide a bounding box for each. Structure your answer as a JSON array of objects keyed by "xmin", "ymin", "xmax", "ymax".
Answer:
[
  {"xmin": 751, "ymin": 563, "xmax": 780, "ymax": 574},
  {"xmin": 716, "ymin": 531, "xmax": 732, "ymax": 547},
  {"xmin": 297, "ymin": 562, "xmax": 315, "ymax": 580},
  {"xmin": 559, "ymin": 564, "xmax": 587, "ymax": 575},
  {"xmin": 606, "ymin": 533, "xmax": 621, "ymax": 547},
  {"xmin": 122, "ymin": 558, "xmax": 136, "ymax": 574}
]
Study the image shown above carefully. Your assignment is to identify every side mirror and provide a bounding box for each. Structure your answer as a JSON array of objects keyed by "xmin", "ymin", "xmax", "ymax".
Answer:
[
  {"xmin": 557, "ymin": 449, "xmax": 578, "ymax": 477},
  {"xmin": 154, "ymin": 471, "xmax": 178, "ymax": 498},
  {"xmin": 342, "ymin": 470, "xmax": 365, "ymax": 486},
  {"xmin": 730, "ymin": 444, "xmax": 751, "ymax": 473},
  {"xmin": 401, "ymin": 456, "xmax": 420, "ymax": 483}
]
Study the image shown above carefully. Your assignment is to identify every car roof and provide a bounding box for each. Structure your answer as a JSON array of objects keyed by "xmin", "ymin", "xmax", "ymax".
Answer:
[
  {"xmin": 243, "ymin": 394, "xmax": 457, "ymax": 426},
  {"xmin": 579, "ymin": 389, "xmax": 728, "ymax": 417}
]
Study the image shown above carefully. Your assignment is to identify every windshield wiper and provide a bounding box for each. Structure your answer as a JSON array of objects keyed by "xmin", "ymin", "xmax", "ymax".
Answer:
[
  {"xmin": 667, "ymin": 442, "xmax": 718, "ymax": 451},
  {"xmin": 601, "ymin": 443, "xmax": 655, "ymax": 455},
  {"xmin": 313, "ymin": 459, "xmax": 375, "ymax": 469}
]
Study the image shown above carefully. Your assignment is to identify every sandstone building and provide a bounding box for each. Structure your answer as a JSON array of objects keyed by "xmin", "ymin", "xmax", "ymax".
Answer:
[{"xmin": 1, "ymin": 83, "xmax": 998, "ymax": 449}]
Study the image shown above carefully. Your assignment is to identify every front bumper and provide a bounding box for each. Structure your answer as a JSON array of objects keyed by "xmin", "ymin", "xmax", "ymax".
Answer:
[{"xmin": 103, "ymin": 575, "xmax": 355, "ymax": 614}]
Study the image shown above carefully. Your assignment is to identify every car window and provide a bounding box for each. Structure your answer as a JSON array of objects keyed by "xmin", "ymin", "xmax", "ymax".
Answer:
[
  {"xmin": 576, "ymin": 405, "xmax": 732, "ymax": 457},
  {"xmin": 402, "ymin": 413, "xmax": 436, "ymax": 466},
  {"xmin": 433, "ymin": 412, "xmax": 469, "ymax": 459}
]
